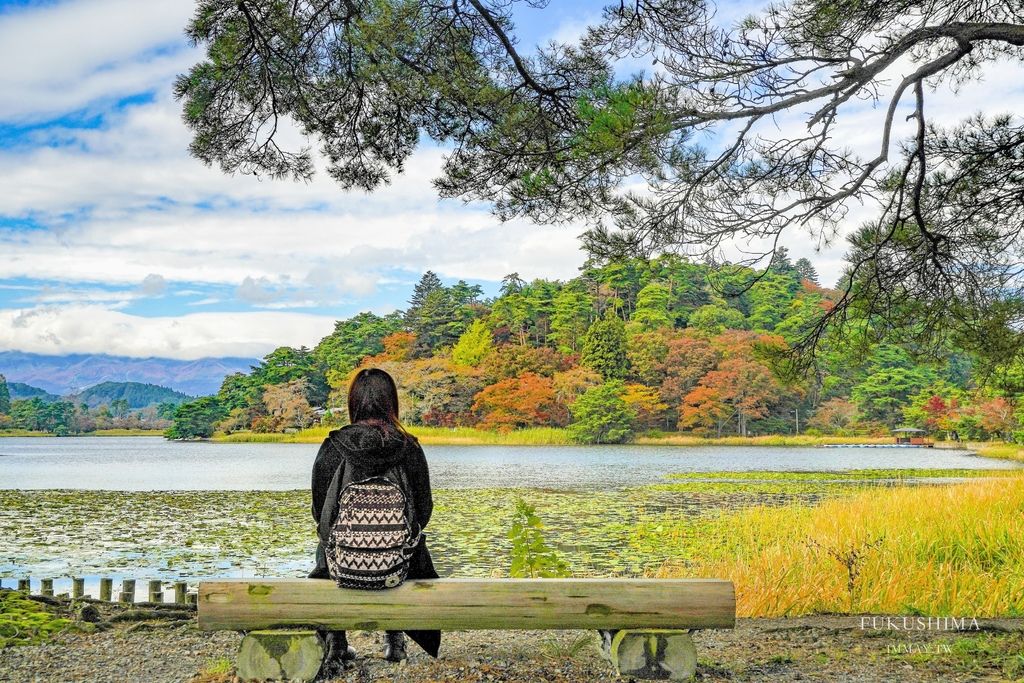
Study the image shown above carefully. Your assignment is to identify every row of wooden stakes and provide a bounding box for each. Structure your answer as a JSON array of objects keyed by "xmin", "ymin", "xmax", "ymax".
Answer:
[{"xmin": 5, "ymin": 578, "xmax": 197, "ymax": 605}]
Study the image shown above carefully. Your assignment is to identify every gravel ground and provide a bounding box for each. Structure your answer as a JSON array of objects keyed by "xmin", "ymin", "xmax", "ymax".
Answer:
[{"xmin": 1, "ymin": 605, "xmax": 1022, "ymax": 683}]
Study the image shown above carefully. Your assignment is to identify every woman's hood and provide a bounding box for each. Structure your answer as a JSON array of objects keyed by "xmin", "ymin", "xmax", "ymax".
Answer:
[{"xmin": 328, "ymin": 423, "xmax": 409, "ymax": 467}]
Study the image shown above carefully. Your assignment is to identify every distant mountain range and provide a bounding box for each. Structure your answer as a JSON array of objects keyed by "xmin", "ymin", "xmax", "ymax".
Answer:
[{"xmin": 0, "ymin": 351, "xmax": 257, "ymax": 397}]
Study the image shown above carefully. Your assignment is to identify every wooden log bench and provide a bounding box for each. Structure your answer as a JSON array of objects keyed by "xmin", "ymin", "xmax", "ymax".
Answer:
[{"xmin": 198, "ymin": 578, "xmax": 735, "ymax": 682}]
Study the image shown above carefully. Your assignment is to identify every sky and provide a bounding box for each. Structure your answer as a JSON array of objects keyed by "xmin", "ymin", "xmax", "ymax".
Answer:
[{"xmin": 0, "ymin": 0, "xmax": 1020, "ymax": 361}]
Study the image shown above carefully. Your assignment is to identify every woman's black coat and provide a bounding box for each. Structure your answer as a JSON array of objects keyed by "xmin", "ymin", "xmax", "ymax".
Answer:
[{"xmin": 308, "ymin": 422, "xmax": 441, "ymax": 657}]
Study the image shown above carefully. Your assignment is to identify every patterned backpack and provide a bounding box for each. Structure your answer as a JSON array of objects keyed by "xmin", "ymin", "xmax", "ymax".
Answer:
[{"xmin": 324, "ymin": 473, "xmax": 420, "ymax": 590}]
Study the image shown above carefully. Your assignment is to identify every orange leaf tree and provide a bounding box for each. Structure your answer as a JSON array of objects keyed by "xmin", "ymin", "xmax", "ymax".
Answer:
[{"xmin": 471, "ymin": 372, "xmax": 569, "ymax": 431}]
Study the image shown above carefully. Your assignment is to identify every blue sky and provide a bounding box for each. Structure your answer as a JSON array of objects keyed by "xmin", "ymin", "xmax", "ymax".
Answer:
[{"xmin": 0, "ymin": 0, "xmax": 1017, "ymax": 360}]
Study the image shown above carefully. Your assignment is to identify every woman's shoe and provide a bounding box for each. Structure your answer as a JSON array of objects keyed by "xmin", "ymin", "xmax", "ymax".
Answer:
[
  {"xmin": 324, "ymin": 631, "xmax": 358, "ymax": 660},
  {"xmin": 315, "ymin": 632, "xmax": 357, "ymax": 681},
  {"xmin": 314, "ymin": 647, "xmax": 357, "ymax": 681},
  {"xmin": 314, "ymin": 656, "xmax": 346, "ymax": 683},
  {"xmin": 383, "ymin": 631, "xmax": 407, "ymax": 662}
]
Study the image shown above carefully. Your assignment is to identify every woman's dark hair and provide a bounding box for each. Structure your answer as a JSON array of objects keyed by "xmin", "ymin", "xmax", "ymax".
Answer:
[{"xmin": 347, "ymin": 368, "xmax": 410, "ymax": 436}]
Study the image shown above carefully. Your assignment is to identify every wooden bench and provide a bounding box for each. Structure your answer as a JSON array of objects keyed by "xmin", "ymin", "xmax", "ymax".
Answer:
[{"xmin": 198, "ymin": 578, "xmax": 736, "ymax": 681}]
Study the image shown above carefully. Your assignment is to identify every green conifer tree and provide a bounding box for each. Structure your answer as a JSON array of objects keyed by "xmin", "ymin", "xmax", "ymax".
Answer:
[
  {"xmin": 0, "ymin": 374, "xmax": 10, "ymax": 414},
  {"xmin": 581, "ymin": 313, "xmax": 628, "ymax": 380}
]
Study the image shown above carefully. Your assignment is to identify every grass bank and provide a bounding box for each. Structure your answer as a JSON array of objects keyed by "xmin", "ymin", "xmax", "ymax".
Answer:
[
  {"xmin": 90, "ymin": 428, "xmax": 165, "ymax": 437},
  {"xmin": 971, "ymin": 442, "xmax": 1024, "ymax": 463},
  {"xmin": 214, "ymin": 425, "xmax": 574, "ymax": 445},
  {"xmin": 658, "ymin": 471, "xmax": 1024, "ymax": 617},
  {"xmin": 0, "ymin": 428, "xmax": 164, "ymax": 438},
  {"xmin": 0, "ymin": 590, "xmax": 79, "ymax": 647},
  {"xmin": 214, "ymin": 427, "xmax": 892, "ymax": 447}
]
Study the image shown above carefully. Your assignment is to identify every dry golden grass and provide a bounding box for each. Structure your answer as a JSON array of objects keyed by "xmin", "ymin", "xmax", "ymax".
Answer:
[
  {"xmin": 973, "ymin": 442, "xmax": 1024, "ymax": 463},
  {"xmin": 658, "ymin": 473, "xmax": 1024, "ymax": 618}
]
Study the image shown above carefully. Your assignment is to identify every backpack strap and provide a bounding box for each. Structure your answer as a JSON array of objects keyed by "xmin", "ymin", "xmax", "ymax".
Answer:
[{"xmin": 317, "ymin": 458, "xmax": 345, "ymax": 545}]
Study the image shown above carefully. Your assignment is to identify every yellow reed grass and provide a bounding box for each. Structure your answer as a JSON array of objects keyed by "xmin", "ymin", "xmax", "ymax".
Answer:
[{"xmin": 658, "ymin": 473, "xmax": 1024, "ymax": 617}]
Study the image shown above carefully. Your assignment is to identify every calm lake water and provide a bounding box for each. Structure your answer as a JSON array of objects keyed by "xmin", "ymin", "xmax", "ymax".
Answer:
[{"xmin": 0, "ymin": 436, "xmax": 1014, "ymax": 490}]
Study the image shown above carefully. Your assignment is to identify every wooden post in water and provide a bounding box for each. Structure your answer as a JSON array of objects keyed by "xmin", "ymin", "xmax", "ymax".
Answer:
[
  {"xmin": 174, "ymin": 582, "xmax": 187, "ymax": 605},
  {"xmin": 72, "ymin": 578, "xmax": 85, "ymax": 599},
  {"xmin": 18, "ymin": 578, "xmax": 30, "ymax": 593},
  {"xmin": 119, "ymin": 579, "xmax": 136, "ymax": 604},
  {"xmin": 40, "ymin": 579, "xmax": 54, "ymax": 597},
  {"xmin": 187, "ymin": 592, "xmax": 198, "ymax": 606},
  {"xmin": 148, "ymin": 580, "xmax": 163, "ymax": 604},
  {"xmin": 99, "ymin": 578, "xmax": 113, "ymax": 602}
]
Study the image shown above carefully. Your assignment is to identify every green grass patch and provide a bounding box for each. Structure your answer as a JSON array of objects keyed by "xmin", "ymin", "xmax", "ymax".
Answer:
[
  {"xmin": 887, "ymin": 633, "xmax": 1024, "ymax": 679},
  {"xmin": 89, "ymin": 429, "xmax": 166, "ymax": 437},
  {"xmin": 193, "ymin": 657, "xmax": 235, "ymax": 683},
  {"xmin": 0, "ymin": 590, "xmax": 77, "ymax": 647},
  {"xmin": 0, "ymin": 430, "xmax": 51, "ymax": 437}
]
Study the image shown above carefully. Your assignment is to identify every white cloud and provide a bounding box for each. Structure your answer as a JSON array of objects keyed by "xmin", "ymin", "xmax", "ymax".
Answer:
[
  {"xmin": 0, "ymin": 305, "xmax": 337, "ymax": 359},
  {"xmin": 0, "ymin": 90, "xmax": 590, "ymax": 301},
  {"xmin": 0, "ymin": 0, "xmax": 195, "ymax": 121}
]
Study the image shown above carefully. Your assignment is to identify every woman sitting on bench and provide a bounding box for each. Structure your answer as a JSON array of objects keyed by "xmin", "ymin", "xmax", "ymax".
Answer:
[{"xmin": 309, "ymin": 368, "xmax": 441, "ymax": 679}]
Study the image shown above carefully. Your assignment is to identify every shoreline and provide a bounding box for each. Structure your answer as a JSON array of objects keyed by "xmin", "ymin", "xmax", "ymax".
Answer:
[
  {"xmin": 213, "ymin": 426, "xmax": 895, "ymax": 448},
  {"xmin": 2, "ymin": 426, "xmax": 1021, "ymax": 462},
  {"xmin": 0, "ymin": 428, "xmax": 166, "ymax": 438}
]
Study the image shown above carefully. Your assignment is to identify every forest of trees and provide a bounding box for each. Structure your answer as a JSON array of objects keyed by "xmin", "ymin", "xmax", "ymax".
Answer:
[
  {"xmin": 0, "ymin": 375, "xmax": 183, "ymax": 435},
  {"xmin": 163, "ymin": 251, "xmax": 1024, "ymax": 444}
]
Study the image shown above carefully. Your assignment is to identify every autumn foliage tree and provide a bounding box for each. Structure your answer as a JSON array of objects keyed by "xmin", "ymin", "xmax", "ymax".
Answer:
[
  {"xmin": 685, "ymin": 358, "xmax": 785, "ymax": 437},
  {"xmin": 806, "ymin": 398, "xmax": 859, "ymax": 435},
  {"xmin": 367, "ymin": 332, "xmax": 417, "ymax": 364},
  {"xmin": 659, "ymin": 333, "xmax": 720, "ymax": 423},
  {"xmin": 678, "ymin": 386, "xmax": 731, "ymax": 437},
  {"xmin": 976, "ymin": 397, "xmax": 1017, "ymax": 440},
  {"xmin": 622, "ymin": 383, "xmax": 668, "ymax": 431},
  {"xmin": 472, "ymin": 372, "xmax": 569, "ymax": 431},
  {"xmin": 261, "ymin": 379, "xmax": 315, "ymax": 431}
]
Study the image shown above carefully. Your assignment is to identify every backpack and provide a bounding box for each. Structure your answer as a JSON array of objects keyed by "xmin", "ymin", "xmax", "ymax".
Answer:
[{"xmin": 324, "ymin": 471, "xmax": 421, "ymax": 590}]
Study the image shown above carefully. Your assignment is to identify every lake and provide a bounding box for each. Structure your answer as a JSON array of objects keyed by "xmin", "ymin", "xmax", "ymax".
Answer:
[
  {"xmin": 1, "ymin": 437, "xmax": 1019, "ymax": 587},
  {"xmin": 0, "ymin": 436, "xmax": 1014, "ymax": 490}
]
